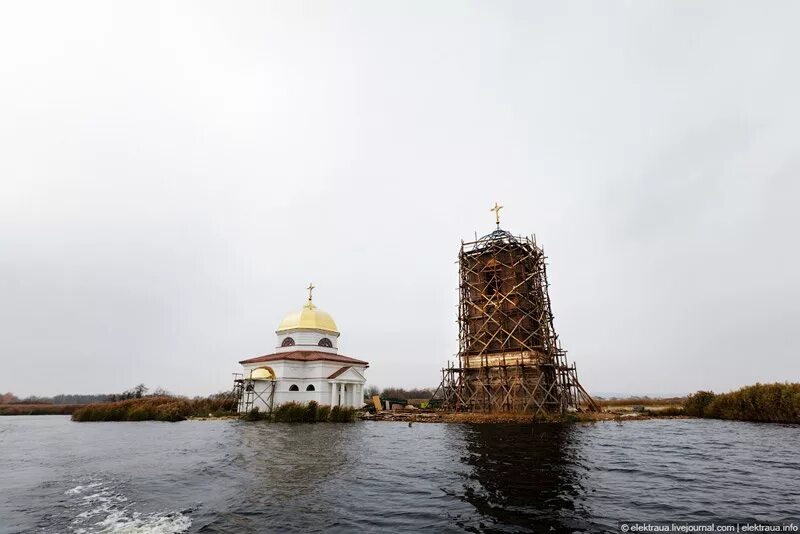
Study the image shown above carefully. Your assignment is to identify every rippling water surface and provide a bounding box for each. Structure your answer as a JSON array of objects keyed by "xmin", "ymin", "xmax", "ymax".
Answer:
[{"xmin": 1, "ymin": 416, "xmax": 798, "ymax": 533}]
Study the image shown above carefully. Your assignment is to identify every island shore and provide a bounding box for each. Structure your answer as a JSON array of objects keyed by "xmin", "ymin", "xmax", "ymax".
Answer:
[
  {"xmin": 7, "ymin": 382, "xmax": 796, "ymax": 425},
  {"xmin": 359, "ymin": 407, "xmax": 687, "ymax": 424}
]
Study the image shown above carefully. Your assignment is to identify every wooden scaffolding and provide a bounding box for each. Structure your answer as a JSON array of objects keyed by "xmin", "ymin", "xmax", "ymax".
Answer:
[
  {"xmin": 435, "ymin": 224, "xmax": 598, "ymax": 415},
  {"xmin": 232, "ymin": 372, "xmax": 277, "ymax": 416}
]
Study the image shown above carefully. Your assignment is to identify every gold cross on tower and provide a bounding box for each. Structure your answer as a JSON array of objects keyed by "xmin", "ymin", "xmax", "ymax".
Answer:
[
  {"xmin": 307, "ymin": 282, "xmax": 315, "ymax": 303},
  {"xmin": 490, "ymin": 202, "xmax": 504, "ymax": 228}
]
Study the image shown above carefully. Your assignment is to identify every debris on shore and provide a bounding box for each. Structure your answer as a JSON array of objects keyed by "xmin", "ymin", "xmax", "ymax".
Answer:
[{"xmin": 358, "ymin": 408, "xmax": 688, "ymax": 424}]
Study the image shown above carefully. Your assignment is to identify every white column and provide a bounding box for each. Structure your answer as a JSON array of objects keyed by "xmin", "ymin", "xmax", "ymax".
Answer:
[
  {"xmin": 339, "ymin": 382, "xmax": 345, "ymax": 407},
  {"xmin": 330, "ymin": 382, "xmax": 336, "ymax": 406}
]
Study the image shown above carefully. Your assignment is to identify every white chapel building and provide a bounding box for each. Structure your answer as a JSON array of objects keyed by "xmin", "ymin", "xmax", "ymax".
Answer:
[{"xmin": 237, "ymin": 286, "xmax": 368, "ymax": 412}]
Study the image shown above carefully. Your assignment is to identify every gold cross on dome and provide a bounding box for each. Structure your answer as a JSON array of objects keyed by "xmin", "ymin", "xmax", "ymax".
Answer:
[
  {"xmin": 307, "ymin": 283, "xmax": 315, "ymax": 302},
  {"xmin": 490, "ymin": 202, "xmax": 503, "ymax": 228}
]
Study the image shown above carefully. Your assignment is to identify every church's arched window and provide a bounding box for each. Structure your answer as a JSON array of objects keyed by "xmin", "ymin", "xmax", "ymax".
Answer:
[
  {"xmin": 289, "ymin": 384, "xmax": 299, "ymax": 391},
  {"xmin": 318, "ymin": 337, "xmax": 332, "ymax": 348},
  {"xmin": 281, "ymin": 337, "xmax": 295, "ymax": 347},
  {"xmin": 306, "ymin": 384, "xmax": 315, "ymax": 391}
]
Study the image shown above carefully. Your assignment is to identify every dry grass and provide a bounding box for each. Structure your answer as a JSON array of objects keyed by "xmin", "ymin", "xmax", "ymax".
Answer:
[
  {"xmin": 684, "ymin": 383, "xmax": 800, "ymax": 424},
  {"xmin": 71, "ymin": 395, "xmax": 236, "ymax": 422}
]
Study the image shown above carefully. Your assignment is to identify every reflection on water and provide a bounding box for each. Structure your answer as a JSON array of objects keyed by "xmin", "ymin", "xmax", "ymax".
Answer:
[
  {"xmin": 235, "ymin": 423, "xmax": 350, "ymax": 498},
  {"xmin": 203, "ymin": 423, "xmax": 358, "ymax": 533},
  {"xmin": 458, "ymin": 424, "xmax": 589, "ymax": 532},
  {"xmin": 1, "ymin": 417, "xmax": 799, "ymax": 533}
]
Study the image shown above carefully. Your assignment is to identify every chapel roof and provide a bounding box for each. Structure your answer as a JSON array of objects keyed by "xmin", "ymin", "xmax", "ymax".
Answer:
[
  {"xmin": 239, "ymin": 350, "xmax": 368, "ymax": 367},
  {"xmin": 327, "ymin": 366, "xmax": 351, "ymax": 379}
]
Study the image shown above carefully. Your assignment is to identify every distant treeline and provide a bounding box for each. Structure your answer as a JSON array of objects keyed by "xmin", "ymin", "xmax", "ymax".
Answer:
[
  {"xmin": 2, "ymin": 385, "xmax": 173, "ymax": 406},
  {"xmin": 10, "ymin": 385, "xmax": 438, "ymax": 406},
  {"xmin": 684, "ymin": 383, "xmax": 800, "ymax": 424},
  {"xmin": 71, "ymin": 394, "xmax": 236, "ymax": 422},
  {"xmin": 598, "ymin": 397, "xmax": 683, "ymax": 407},
  {"xmin": 14, "ymin": 394, "xmax": 116, "ymax": 405}
]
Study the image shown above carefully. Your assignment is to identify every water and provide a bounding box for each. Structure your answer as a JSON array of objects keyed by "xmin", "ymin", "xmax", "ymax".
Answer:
[{"xmin": 1, "ymin": 417, "xmax": 798, "ymax": 533}]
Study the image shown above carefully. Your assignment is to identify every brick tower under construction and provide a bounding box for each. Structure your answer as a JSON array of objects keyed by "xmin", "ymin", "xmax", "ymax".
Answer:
[{"xmin": 437, "ymin": 204, "xmax": 598, "ymax": 415}]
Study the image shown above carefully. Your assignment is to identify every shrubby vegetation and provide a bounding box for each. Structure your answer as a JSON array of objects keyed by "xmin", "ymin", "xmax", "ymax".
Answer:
[
  {"xmin": 683, "ymin": 391, "xmax": 717, "ymax": 417},
  {"xmin": 72, "ymin": 397, "xmax": 357, "ymax": 423},
  {"xmin": 71, "ymin": 394, "xmax": 237, "ymax": 422},
  {"xmin": 683, "ymin": 383, "xmax": 800, "ymax": 424}
]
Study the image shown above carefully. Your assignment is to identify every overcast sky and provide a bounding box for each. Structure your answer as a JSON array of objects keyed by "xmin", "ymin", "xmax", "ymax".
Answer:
[{"xmin": 1, "ymin": 1, "xmax": 798, "ymax": 398}]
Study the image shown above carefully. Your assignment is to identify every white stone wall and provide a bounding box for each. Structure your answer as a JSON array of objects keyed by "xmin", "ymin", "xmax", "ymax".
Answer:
[
  {"xmin": 240, "ymin": 359, "xmax": 366, "ymax": 411},
  {"xmin": 274, "ymin": 329, "xmax": 340, "ymax": 354}
]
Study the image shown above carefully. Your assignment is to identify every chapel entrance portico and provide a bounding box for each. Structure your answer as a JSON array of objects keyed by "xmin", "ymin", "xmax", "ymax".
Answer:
[
  {"xmin": 328, "ymin": 366, "xmax": 366, "ymax": 408},
  {"xmin": 329, "ymin": 381, "xmax": 364, "ymax": 408}
]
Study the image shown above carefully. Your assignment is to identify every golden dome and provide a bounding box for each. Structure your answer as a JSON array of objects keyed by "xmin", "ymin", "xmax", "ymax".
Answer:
[
  {"xmin": 249, "ymin": 367, "xmax": 275, "ymax": 380},
  {"xmin": 276, "ymin": 301, "xmax": 339, "ymax": 334}
]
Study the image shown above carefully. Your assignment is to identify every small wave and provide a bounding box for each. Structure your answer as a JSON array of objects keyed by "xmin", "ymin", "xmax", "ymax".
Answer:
[
  {"xmin": 65, "ymin": 477, "xmax": 191, "ymax": 534},
  {"xmin": 93, "ymin": 510, "xmax": 191, "ymax": 534},
  {"xmin": 66, "ymin": 482, "xmax": 104, "ymax": 495}
]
